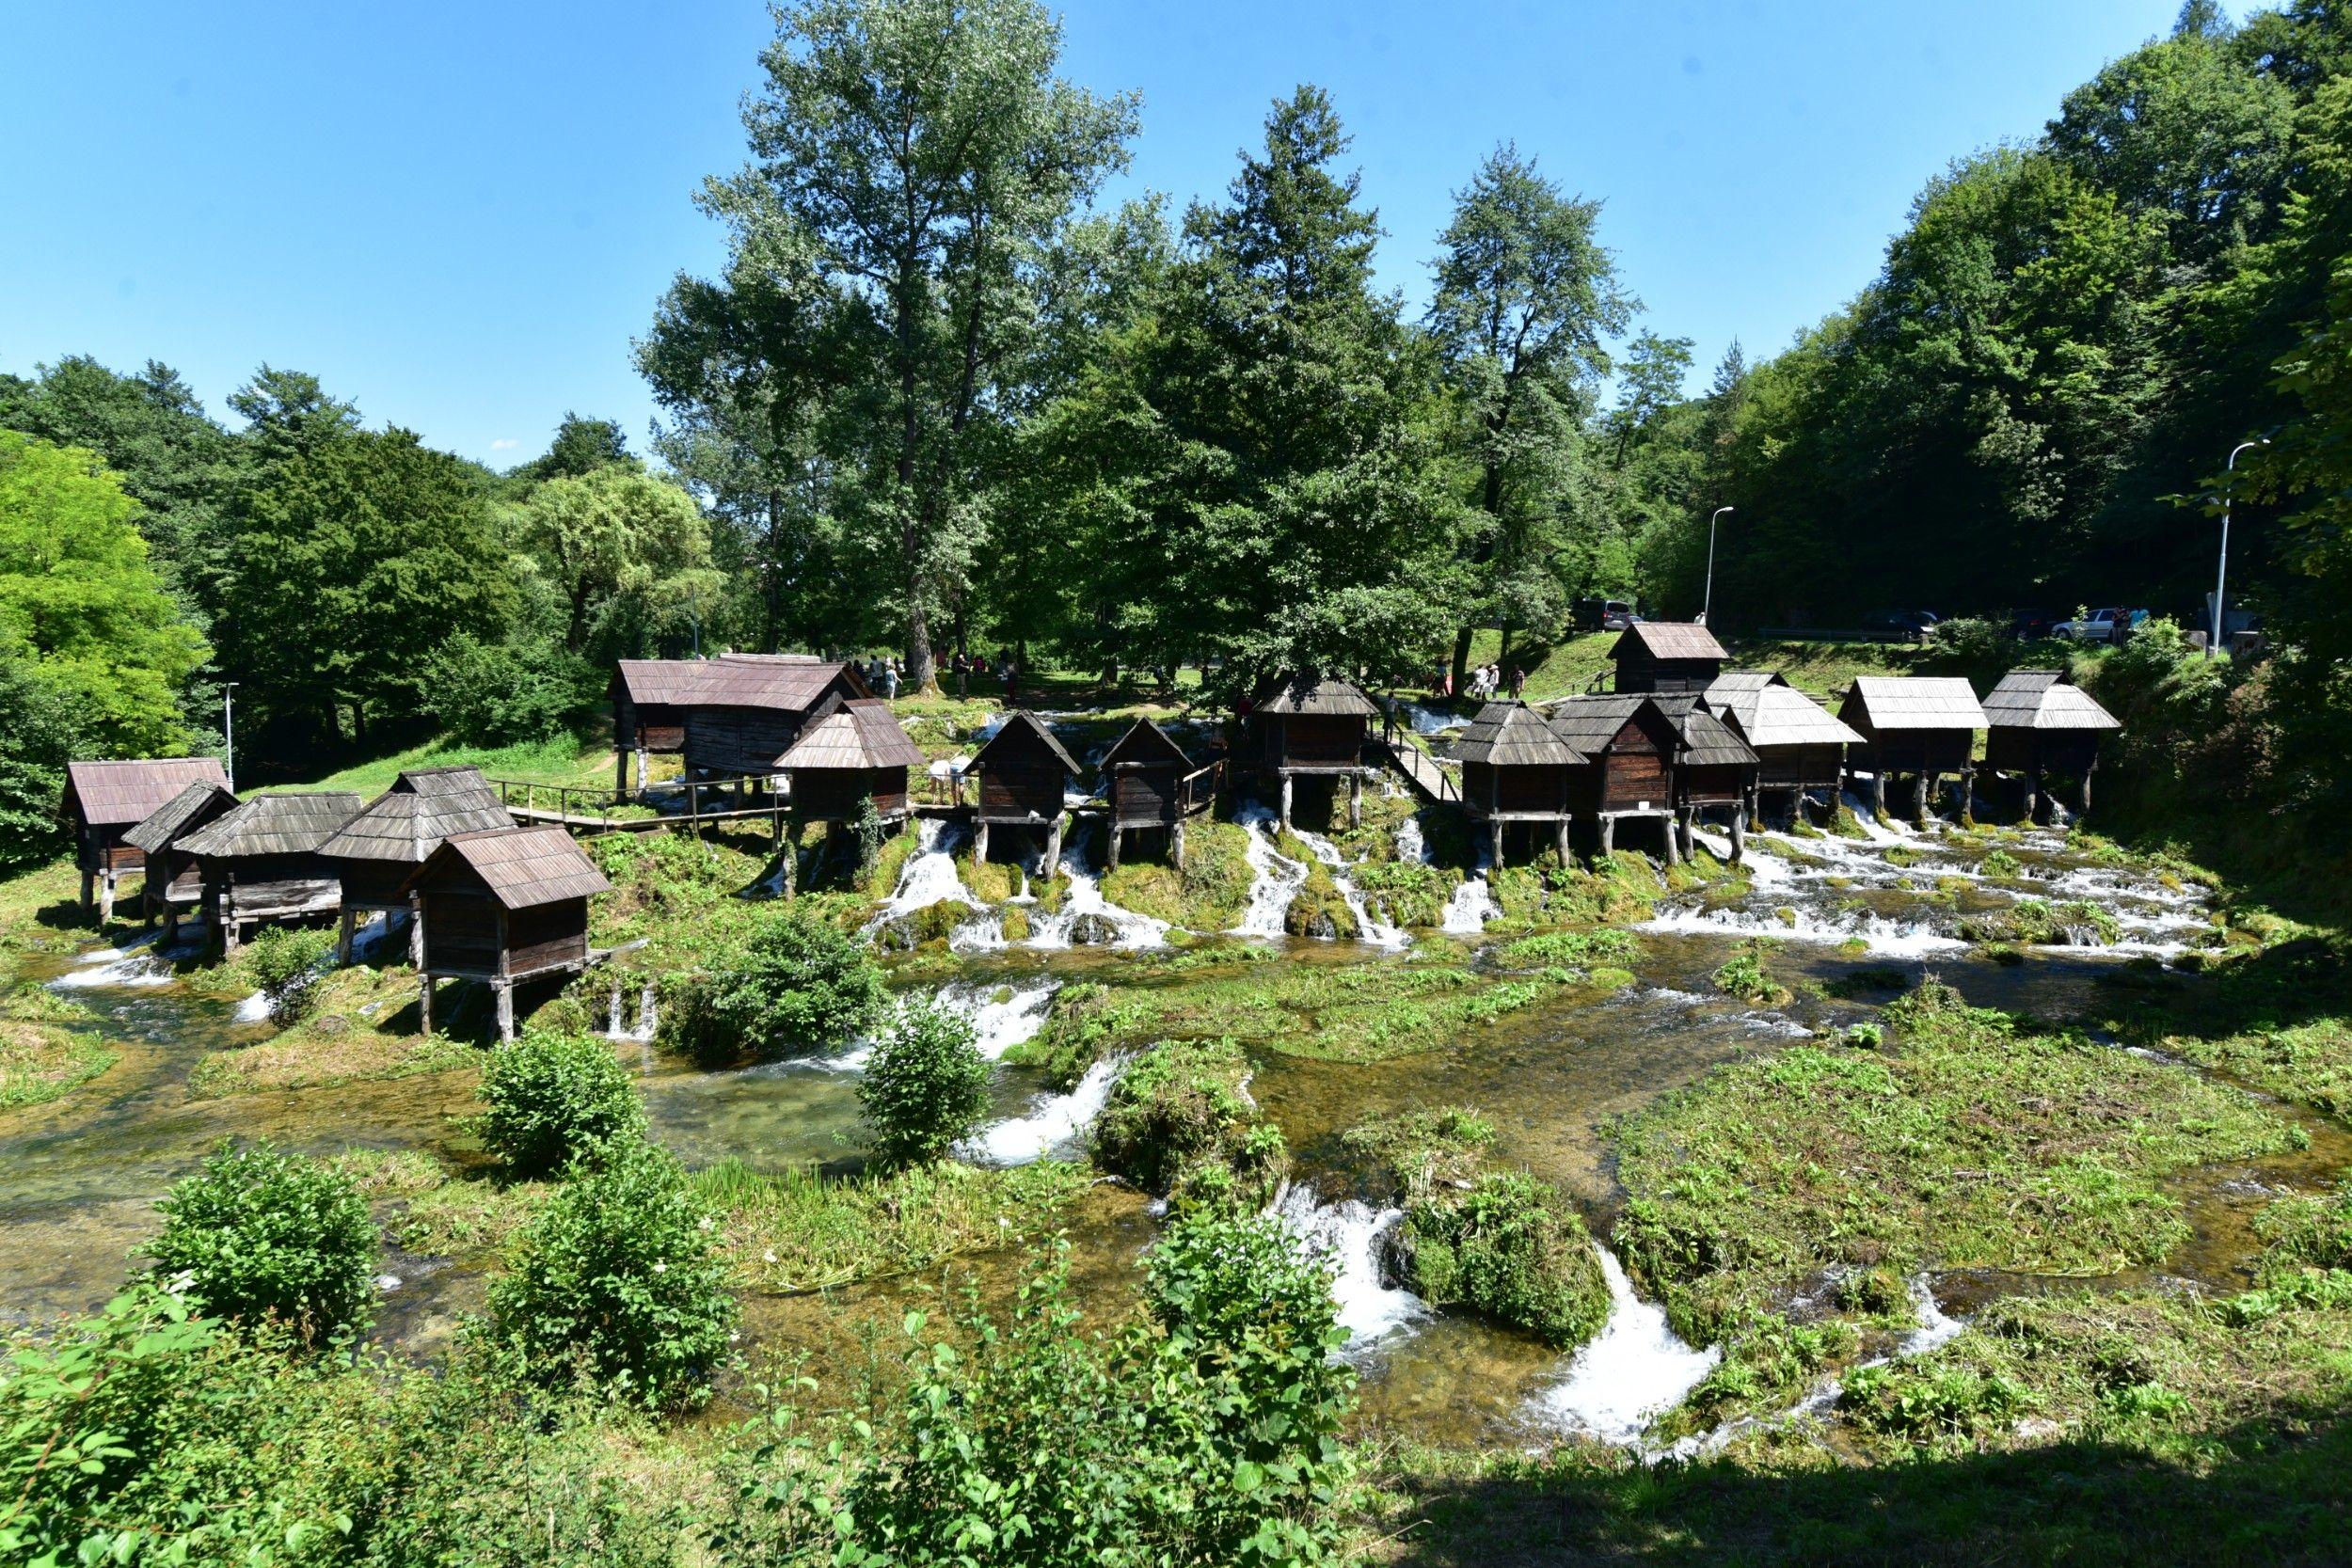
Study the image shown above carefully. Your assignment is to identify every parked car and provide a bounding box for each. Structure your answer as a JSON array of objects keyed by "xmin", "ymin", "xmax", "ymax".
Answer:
[
  {"xmin": 1598, "ymin": 601, "xmax": 1642, "ymax": 631},
  {"xmin": 1862, "ymin": 609, "xmax": 1940, "ymax": 643},
  {"xmin": 2054, "ymin": 608, "xmax": 2150, "ymax": 644},
  {"xmin": 2008, "ymin": 608, "xmax": 2061, "ymax": 641}
]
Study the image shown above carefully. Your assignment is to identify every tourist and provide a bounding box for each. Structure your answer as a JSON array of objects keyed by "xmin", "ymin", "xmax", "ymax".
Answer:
[
  {"xmin": 882, "ymin": 658, "xmax": 900, "ymax": 700},
  {"xmin": 1509, "ymin": 665, "xmax": 1526, "ymax": 699}
]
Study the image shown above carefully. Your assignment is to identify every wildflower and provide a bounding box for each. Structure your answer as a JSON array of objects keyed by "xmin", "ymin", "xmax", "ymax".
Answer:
[
  {"xmin": 697, "ymin": 1216, "xmax": 714, "ymax": 1233},
  {"xmin": 652, "ymin": 1261, "xmax": 667, "ymax": 1275}
]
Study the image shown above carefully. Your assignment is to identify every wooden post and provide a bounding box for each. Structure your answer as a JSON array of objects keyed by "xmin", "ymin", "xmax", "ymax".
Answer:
[
  {"xmin": 635, "ymin": 747, "xmax": 650, "ymax": 796},
  {"xmin": 1730, "ymin": 800, "xmax": 1747, "ymax": 863},
  {"xmin": 336, "ymin": 908, "xmax": 357, "ymax": 966},
  {"xmin": 975, "ymin": 818, "xmax": 991, "ymax": 863},
  {"xmin": 1279, "ymin": 773, "xmax": 1294, "ymax": 832},
  {"xmin": 1661, "ymin": 813, "xmax": 1681, "ymax": 867},
  {"xmin": 1555, "ymin": 817, "xmax": 1571, "ymax": 865},
  {"xmin": 1959, "ymin": 768, "xmax": 1977, "ymax": 826},
  {"xmin": 408, "ymin": 895, "xmax": 424, "ymax": 969},
  {"xmin": 1105, "ymin": 822, "xmax": 1121, "ymax": 871},
  {"xmin": 615, "ymin": 743, "xmax": 628, "ymax": 795},
  {"xmin": 1677, "ymin": 809, "xmax": 1696, "ymax": 862},
  {"xmin": 80, "ymin": 868, "xmax": 94, "ymax": 911},
  {"xmin": 1172, "ymin": 818, "xmax": 1186, "ymax": 868},
  {"xmin": 1598, "ymin": 814, "xmax": 1615, "ymax": 855},
  {"xmin": 1871, "ymin": 770, "xmax": 1887, "ymax": 824},
  {"xmin": 418, "ymin": 975, "xmax": 434, "ymax": 1037},
  {"xmin": 2022, "ymin": 769, "xmax": 2041, "ymax": 827},
  {"xmin": 1043, "ymin": 815, "xmax": 1065, "ymax": 877},
  {"xmin": 494, "ymin": 981, "xmax": 516, "ymax": 1043},
  {"xmin": 1349, "ymin": 770, "xmax": 1363, "ymax": 829},
  {"xmin": 97, "ymin": 870, "xmax": 117, "ymax": 926},
  {"xmin": 1490, "ymin": 819, "xmax": 1505, "ymax": 871},
  {"xmin": 1912, "ymin": 771, "xmax": 1930, "ymax": 827},
  {"xmin": 782, "ymin": 819, "xmax": 800, "ymax": 898},
  {"xmin": 2079, "ymin": 759, "xmax": 2095, "ymax": 816}
]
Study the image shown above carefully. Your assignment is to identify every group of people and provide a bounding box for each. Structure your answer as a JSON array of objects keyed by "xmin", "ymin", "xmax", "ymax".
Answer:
[
  {"xmin": 1431, "ymin": 662, "xmax": 1524, "ymax": 702},
  {"xmin": 864, "ymin": 649, "xmax": 1020, "ymax": 701}
]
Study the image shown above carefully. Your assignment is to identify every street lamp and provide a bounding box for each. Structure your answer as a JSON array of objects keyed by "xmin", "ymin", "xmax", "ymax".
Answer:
[
  {"xmin": 2214, "ymin": 440, "xmax": 2268, "ymax": 660},
  {"xmin": 223, "ymin": 683, "xmax": 239, "ymax": 793},
  {"xmin": 1701, "ymin": 507, "xmax": 1734, "ymax": 625}
]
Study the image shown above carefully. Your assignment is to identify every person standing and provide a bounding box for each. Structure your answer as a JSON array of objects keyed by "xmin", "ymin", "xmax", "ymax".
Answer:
[
  {"xmin": 882, "ymin": 658, "xmax": 901, "ymax": 700},
  {"xmin": 1508, "ymin": 666, "xmax": 1526, "ymax": 700}
]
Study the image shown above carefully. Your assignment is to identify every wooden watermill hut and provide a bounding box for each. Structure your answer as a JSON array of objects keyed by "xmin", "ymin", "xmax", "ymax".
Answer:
[
  {"xmin": 1836, "ymin": 676, "xmax": 1987, "ymax": 823},
  {"xmin": 681, "ymin": 656, "xmax": 870, "ymax": 781},
  {"xmin": 319, "ymin": 767, "xmax": 516, "ymax": 964},
  {"xmin": 1611, "ymin": 623, "xmax": 1729, "ymax": 695},
  {"xmin": 174, "ymin": 792, "xmax": 365, "ymax": 952},
  {"xmin": 1247, "ymin": 675, "xmax": 1379, "ymax": 830},
  {"xmin": 1701, "ymin": 671, "xmax": 1861, "ymax": 823},
  {"xmin": 1100, "ymin": 719, "xmax": 1213, "ymax": 869},
  {"xmin": 404, "ymin": 825, "xmax": 612, "ymax": 1040},
  {"xmin": 610, "ymin": 659, "xmax": 706, "ymax": 792},
  {"xmin": 1980, "ymin": 670, "xmax": 2121, "ymax": 821},
  {"xmin": 120, "ymin": 779, "xmax": 240, "ymax": 938},
  {"xmin": 968, "ymin": 712, "xmax": 1082, "ymax": 867},
  {"xmin": 1654, "ymin": 696, "xmax": 1761, "ymax": 861},
  {"xmin": 1544, "ymin": 694, "xmax": 1686, "ymax": 861},
  {"xmin": 1455, "ymin": 702, "xmax": 1583, "ymax": 867},
  {"xmin": 61, "ymin": 758, "xmax": 231, "ymax": 922}
]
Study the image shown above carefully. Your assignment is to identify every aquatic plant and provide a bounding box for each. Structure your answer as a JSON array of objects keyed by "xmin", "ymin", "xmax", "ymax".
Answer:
[{"xmin": 1396, "ymin": 1171, "xmax": 1610, "ymax": 1349}]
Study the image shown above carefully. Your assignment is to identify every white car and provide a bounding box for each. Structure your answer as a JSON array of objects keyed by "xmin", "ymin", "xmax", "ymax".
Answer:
[{"xmin": 2054, "ymin": 608, "xmax": 2146, "ymax": 644}]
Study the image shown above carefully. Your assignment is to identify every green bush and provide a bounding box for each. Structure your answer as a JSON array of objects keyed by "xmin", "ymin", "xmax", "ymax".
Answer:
[
  {"xmin": 0, "ymin": 657, "xmax": 84, "ymax": 876},
  {"xmin": 143, "ymin": 1138, "xmax": 377, "ymax": 1346},
  {"xmin": 1091, "ymin": 1036, "xmax": 1281, "ymax": 1206},
  {"xmin": 479, "ymin": 1031, "xmax": 647, "ymax": 1175},
  {"xmin": 664, "ymin": 903, "xmax": 889, "ymax": 1061},
  {"xmin": 1398, "ymin": 1171, "xmax": 1610, "ymax": 1348},
  {"xmin": 242, "ymin": 925, "xmax": 334, "ymax": 1024},
  {"xmin": 423, "ymin": 630, "xmax": 598, "ymax": 744},
  {"xmin": 1841, "ymin": 1361, "xmax": 2030, "ymax": 1442},
  {"xmin": 487, "ymin": 1136, "xmax": 737, "ymax": 1412},
  {"xmin": 858, "ymin": 999, "xmax": 992, "ymax": 1165}
]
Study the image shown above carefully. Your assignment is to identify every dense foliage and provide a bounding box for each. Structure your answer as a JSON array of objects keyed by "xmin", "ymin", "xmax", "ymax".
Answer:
[
  {"xmin": 664, "ymin": 903, "xmax": 890, "ymax": 1061},
  {"xmin": 478, "ymin": 1030, "xmax": 648, "ymax": 1175},
  {"xmin": 485, "ymin": 1135, "xmax": 738, "ymax": 1410},
  {"xmin": 856, "ymin": 998, "xmax": 992, "ymax": 1165},
  {"xmin": 142, "ymin": 1139, "xmax": 377, "ymax": 1346}
]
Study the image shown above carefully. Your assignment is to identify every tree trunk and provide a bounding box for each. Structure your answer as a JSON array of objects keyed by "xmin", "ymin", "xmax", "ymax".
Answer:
[{"xmin": 1450, "ymin": 625, "xmax": 1475, "ymax": 700}]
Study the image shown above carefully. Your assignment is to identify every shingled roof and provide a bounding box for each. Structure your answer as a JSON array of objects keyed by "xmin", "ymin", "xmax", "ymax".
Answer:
[
  {"xmin": 689, "ymin": 657, "xmax": 861, "ymax": 712},
  {"xmin": 121, "ymin": 781, "xmax": 239, "ymax": 855},
  {"xmin": 612, "ymin": 658, "xmax": 707, "ymax": 707},
  {"xmin": 1256, "ymin": 675, "xmax": 1379, "ymax": 717},
  {"xmin": 1841, "ymin": 676, "xmax": 1988, "ymax": 732},
  {"xmin": 176, "ymin": 792, "xmax": 365, "ymax": 859},
  {"xmin": 1454, "ymin": 702, "xmax": 1583, "ymax": 767},
  {"xmin": 779, "ymin": 699, "xmax": 925, "ymax": 770},
  {"xmin": 1699, "ymin": 670, "xmax": 1787, "ymax": 720},
  {"xmin": 62, "ymin": 758, "xmax": 230, "ymax": 829},
  {"xmin": 1101, "ymin": 718, "xmax": 1192, "ymax": 772},
  {"xmin": 1615, "ymin": 622, "xmax": 1728, "ymax": 662},
  {"xmin": 1982, "ymin": 670, "xmax": 2122, "ymax": 732},
  {"xmin": 1653, "ymin": 696, "xmax": 1761, "ymax": 768},
  {"xmin": 972, "ymin": 710, "xmax": 1082, "ymax": 775},
  {"xmin": 319, "ymin": 767, "xmax": 515, "ymax": 865},
  {"xmin": 1543, "ymin": 693, "xmax": 1664, "ymax": 753},
  {"xmin": 405, "ymin": 826, "xmax": 612, "ymax": 911},
  {"xmin": 1728, "ymin": 683, "xmax": 1863, "ymax": 749}
]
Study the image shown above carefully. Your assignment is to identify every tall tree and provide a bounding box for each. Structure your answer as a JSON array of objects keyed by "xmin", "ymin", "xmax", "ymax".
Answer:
[
  {"xmin": 516, "ymin": 414, "xmax": 630, "ymax": 484},
  {"xmin": 683, "ymin": 0, "xmax": 1138, "ymax": 688},
  {"xmin": 1427, "ymin": 144, "xmax": 1631, "ymax": 686},
  {"xmin": 516, "ymin": 465, "xmax": 715, "ymax": 652}
]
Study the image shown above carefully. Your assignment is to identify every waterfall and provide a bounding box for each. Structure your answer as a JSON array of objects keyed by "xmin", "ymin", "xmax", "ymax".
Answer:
[
  {"xmin": 963, "ymin": 1054, "xmax": 1122, "ymax": 1165},
  {"xmin": 1026, "ymin": 836, "xmax": 1171, "ymax": 950},
  {"xmin": 958, "ymin": 978, "xmax": 1060, "ymax": 1060},
  {"xmin": 1291, "ymin": 828, "xmax": 1409, "ymax": 948},
  {"xmin": 1271, "ymin": 1183, "xmax": 1429, "ymax": 1350},
  {"xmin": 1231, "ymin": 804, "xmax": 1309, "ymax": 938},
  {"xmin": 51, "ymin": 935, "xmax": 175, "ymax": 990},
  {"xmin": 866, "ymin": 818, "xmax": 982, "ymax": 927},
  {"xmin": 1528, "ymin": 1244, "xmax": 1719, "ymax": 1446},
  {"xmin": 1440, "ymin": 877, "xmax": 1501, "ymax": 935}
]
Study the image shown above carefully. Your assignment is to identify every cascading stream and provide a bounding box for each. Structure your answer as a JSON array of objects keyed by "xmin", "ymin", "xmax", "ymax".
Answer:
[
  {"xmin": 1231, "ymin": 803, "xmax": 1310, "ymax": 938},
  {"xmin": 1527, "ymin": 1244, "xmax": 1719, "ymax": 1446},
  {"xmin": 1290, "ymin": 828, "xmax": 1408, "ymax": 948}
]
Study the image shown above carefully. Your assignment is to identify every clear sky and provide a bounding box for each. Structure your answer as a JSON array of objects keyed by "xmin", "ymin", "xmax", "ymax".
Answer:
[{"xmin": 2, "ymin": 0, "xmax": 2214, "ymax": 469}]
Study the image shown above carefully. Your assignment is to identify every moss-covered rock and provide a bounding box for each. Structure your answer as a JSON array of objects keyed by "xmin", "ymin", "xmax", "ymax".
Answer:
[
  {"xmin": 1091, "ymin": 1036, "xmax": 1283, "ymax": 1211},
  {"xmin": 1097, "ymin": 818, "xmax": 1254, "ymax": 932},
  {"xmin": 1395, "ymin": 1172, "xmax": 1611, "ymax": 1348},
  {"xmin": 1958, "ymin": 897, "xmax": 2122, "ymax": 947}
]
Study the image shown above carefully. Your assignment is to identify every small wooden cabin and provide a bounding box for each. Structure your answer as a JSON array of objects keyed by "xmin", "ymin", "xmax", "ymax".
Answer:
[
  {"xmin": 1101, "ymin": 719, "xmax": 1206, "ymax": 868},
  {"xmin": 1544, "ymin": 694, "xmax": 1685, "ymax": 860},
  {"xmin": 778, "ymin": 698, "xmax": 923, "ymax": 825},
  {"xmin": 681, "ymin": 656, "xmax": 870, "ymax": 780},
  {"xmin": 404, "ymin": 825, "xmax": 612, "ymax": 1040},
  {"xmin": 1702, "ymin": 670, "xmax": 1861, "ymax": 822},
  {"xmin": 175, "ymin": 792, "xmax": 365, "ymax": 953},
  {"xmin": 1652, "ymin": 696, "xmax": 1760, "ymax": 861},
  {"xmin": 121, "ymin": 780, "xmax": 240, "ymax": 939},
  {"xmin": 1980, "ymin": 670, "xmax": 2121, "ymax": 820},
  {"xmin": 1454, "ymin": 701, "xmax": 1584, "ymax": 867},
  {"xmin": 1247, "ymin": 676, "xmax": 1379, "ymax": 829},
  {"xmin": 611, "ymin": 658, "xmax": 707, "ymax": 791},
  {"xmin": 1836, "ymin": 676, "xmax": 1987, "ymax": 823},
  {"xmin": 969, "ymin": 712, "xmax": 1082, "ymax": 864},
  {"xmin": 61, "ymin": 757, "xmax": 231, "ymax": 921},
  {"xmin": 1611, "ymin": 623, "xmax": 1729, "ymax": 695},
  {"xmin": 319, "ymin": 766, "xmax": 515, "ymax": 963}
]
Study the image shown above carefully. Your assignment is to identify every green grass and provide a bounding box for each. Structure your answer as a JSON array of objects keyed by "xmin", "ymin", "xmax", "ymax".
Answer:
[
  {"xmin": 1727, "ymin": 638, "xmax": 1919, "ymax": 701},
  {"xmin": 283, "ymin": 731, "xmax": 624, "ymax": 796},
  {"xmin": 1462, "ymin": 629, "xmax": 1619, "ymax": 703},
  {"xmin": 0, "ymin": 1019, "xmax": 119, "ymax": 1109}
]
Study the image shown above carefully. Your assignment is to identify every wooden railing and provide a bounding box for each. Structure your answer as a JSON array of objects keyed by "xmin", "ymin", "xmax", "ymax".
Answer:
[
  {"xmin": 490, "ymin": 773, "xmax": 787, "ymax": 831},
  {"xmin": 1176, "ymin": 757, "xmax": 1225, "ymax": 816}
]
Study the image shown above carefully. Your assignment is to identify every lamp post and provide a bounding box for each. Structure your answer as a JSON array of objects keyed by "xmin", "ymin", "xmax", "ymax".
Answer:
[
  {"xmin": 1701, "ymin": 507, "xmax": 1734, "ymax": 625},
  {"xmin": 2214, "ymin": 440, "xmax": 2267, "ymax": 660},
  {"xmin": 223, "ymin": 683, "xmax": 239, "ymax": 793}
]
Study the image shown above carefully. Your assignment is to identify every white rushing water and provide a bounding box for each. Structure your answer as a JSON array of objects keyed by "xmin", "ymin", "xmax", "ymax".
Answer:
[
  {"xmin": 1440, "ymin": 877, "xmax": 1501, "ymax": 935},
  {"xmin": 51, "ymin": 934, "xmax": 175, "ymax": 990},
  {"xmin": 1529, "ymin": 1245, "xmax": 1719, "ymax": 1447},
  {"xmin": 1291, "ymin": 829, "xmax": 1409, "ymax": 948},
  {"xmin": 1273, "ymin": 1183, "xmax": 1430, "ymax": 1350},
  {"xmin": 959, "ymin": 978, "xmax": 1060, "ymax": 1059},
  {"xmin": 1401, "ymin": 702, "xmax": 1466, "ymax": 736},
  {"xmin": 964, "ymin": 1054, "xmax": 1122, "ymax": 1165},
  {"xmin": 867, "ymin": 818, "xmax": 983, "ymax": 926},
  {"xmin": 1640, "ymin": 901, "xmax": 1964, "ymax": 958},
  {"xmin": 1028, "ymin": 837, "xmax": 1170, "ymax": 950},
  {"xmin": 1231, "ymin": 804, "xmax": 1310, "ymax": 938}
]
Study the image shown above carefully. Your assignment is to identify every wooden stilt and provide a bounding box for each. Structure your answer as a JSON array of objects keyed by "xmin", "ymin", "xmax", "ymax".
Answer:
[
  {"xmin": 1043, "ymin": 816, "xmax": 1065, "ymax": 876},
  {"xmin": 2079, "ymin": 762, "xmax": 2094, "ymax": 816},
  {"xmin": 635, "ymin": 747, "xmax": 650, "ymax": 796},
  {"xmin": 1661, "ymin": 813, "xmax": 1681, "ymax": 868},
  {"xmin": 98, "ymin": 871, "xmax": 116, "ymax": 926},
  {"xmin": 494, "ymin": 981, "xmax": 516, "ymax": 1043},
  {"xmin": 1677, "ymin": 809, "xmax": 1696, "ymax": 862},
  {"xmin": 976, "ymin": 819, "xmax": 991, "ymax": 863},
  {"xmin": 336, "ymin": 908, "xmax": 357, "ymax": 966},
  {"xmin": 1598, "ymin": 814, "xmax": 1616, "ymax": 855},
  {"xmin": 1105, "ymin": 822, "xmax": 1121, "ymax": 871},
  {"xmin": 1349, "ymin": 771, "xmax": 1363, "ymax": 829},
  {"xmin": 1912, "ymin": 771, "xmax": 1930, "ymax": 827},
  {"xmin": 1172, "ymin": 819, "xmax": 1186, "ymax": 868},
  {"xmin": 1490, "ymin": 819, "xmax": 1505, "ymax": 871},
  {"xmin": 782, "ymin": 821, "xmax": 801, "ymax": 897},
  {"xmin": 1871, "ymin": 770, "xmax": 1888, "ymax": 824},
  {"xmin": 1959, "ymin": 768, "xmax": 1977, "ymax": 826},
  {"xmin": 1279, "ymin": 773, "xmax": 1295, "ymax": 832},
  {"xmin": 408, "ymin": 897, "xmax": 424, "ymax": 969},
  {"xmin": 80, "ymin": 869, "xmax": 94, "ymax": 911},
  {"xmin": 1555, "ymin": 818, "xmax": 1571, "ymax": 865},
  {"xmin": 1730, "ymin": 801, "xmax": 1747, "ymax": 863},
  {"xmin": 418, "ymin": 976, "xmax": 434, "ymax": 1037}
]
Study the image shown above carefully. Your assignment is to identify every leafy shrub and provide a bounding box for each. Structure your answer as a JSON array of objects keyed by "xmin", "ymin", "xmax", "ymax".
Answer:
[
  {"xmin": 0, "ymin": 657, "xmax": 83, "ymax": 876},
  {"xmin": 1397, "ymin": 1171, "xmax": 1610, "ymax": 1348},
  {"xmin": 143, "ymin": 1138, "xmax": 378, "ymax": 1345},
  {"xmin": 858, "ymin": 998, "xmax": 992, "ymax": 1165},
  {"xmin": 1843, "ymin": 1022, "xmax": 1886, "ymax": 1049},
  {"xmin": 1685, "ymin": 1310, "xmax": 1857, "ymax": 1420},
  {"xmin": 1091, "ymin": 1036, "xmax": 1280, "ymax": 1205},
  {"xmin": 663, "ymin": 903, "xmax": 888, "ymax": 1061},
  {"xmin": 241, "ymin": 925, "xmax": 333, "ymax": 1024},
  {"xmin": 486, "ymin": 1136, "xmax": 737, "ymax": 1411},
  {"xmin": 1841, "ymin": 1361, "xmax": 2029, "ymax": 1441},
  {"xmin": 479, "ymin": 1030, "xmax": 646, "ymax": 1175},
  {"xmin": 423, "ymin": 630, "xmax": 598, "ymax": 744}
]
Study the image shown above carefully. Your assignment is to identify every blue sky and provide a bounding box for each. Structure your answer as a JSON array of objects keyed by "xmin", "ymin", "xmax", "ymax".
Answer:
[{"xmin": 3, "ymin": 0, "xmax": 2209, "ymax": 469}]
